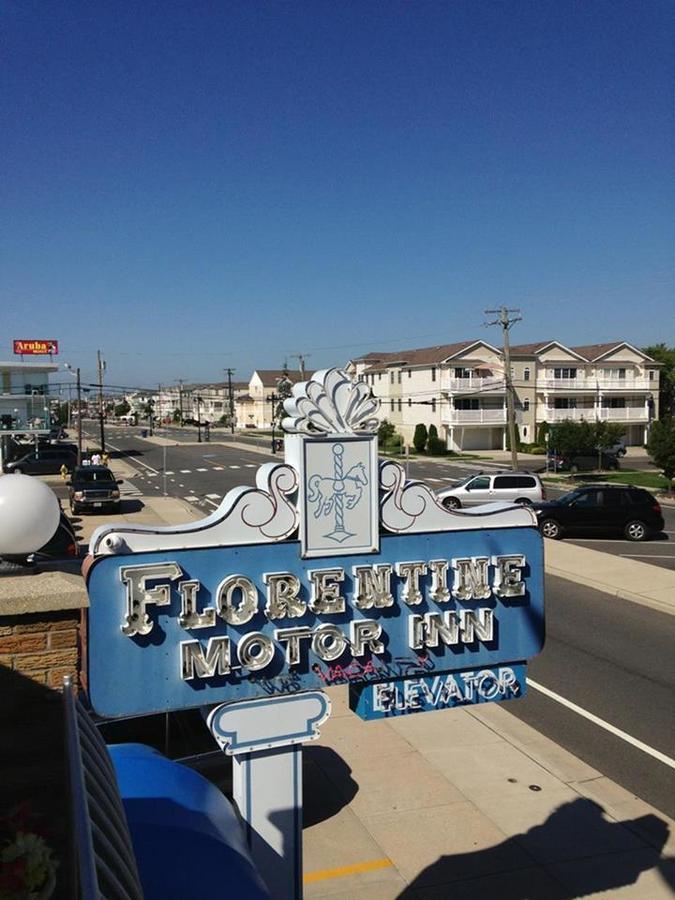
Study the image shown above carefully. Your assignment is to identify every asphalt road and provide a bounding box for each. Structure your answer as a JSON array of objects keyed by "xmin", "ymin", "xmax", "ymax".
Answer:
[
  {"xmin": 88, "ymin": 426, "xmax": 675, "ymax": 571},
  {"xmin": 507, "ymin": 575, "xmax": 675, "ymax": 820}
]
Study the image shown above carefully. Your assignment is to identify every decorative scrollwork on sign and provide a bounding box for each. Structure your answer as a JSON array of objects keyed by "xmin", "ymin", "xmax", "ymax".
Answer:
[
  {"xmin": 89, "ymin": 462, "xmax": 299, "ymax": 555},
  {"xmin": 282, "ymin": 368, "xmax": 380, "ymax": 434},
  {"xmin": 379, "ymin": 460, "xmax": 537, "ymax": 533}
]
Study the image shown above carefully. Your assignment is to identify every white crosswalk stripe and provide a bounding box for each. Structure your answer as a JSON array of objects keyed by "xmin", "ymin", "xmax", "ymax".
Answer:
[
  {"xmin": 244, "ymin": 464, "xmax": 256, "ymax": 468},
  {"xmin": 184, "ymin": 495, "xmax": 199, "ymax": 502},
  {"xmin": 180, "ymin": 469, "xmax": 191, "ymax": 473},
  {"xmin": 212, "ymin": 466, "xmax": 224, "ymax": 471},
  {"xmin": 229, "ymin": 465, "xmax": 241, "ymax": 469},
  {"xmin": 206, "ymin": 493, "xmax": 221, "ymax": 499},
  {"xmin": 196, "ymin": 467, "xmax": 208, "ymax": 472}
]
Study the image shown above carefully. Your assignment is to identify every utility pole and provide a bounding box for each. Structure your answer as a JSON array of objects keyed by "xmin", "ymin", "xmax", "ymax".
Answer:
[
  {"xmin": 158, "ymin": 383, "xmax": 163, "ymax": 426},
  {"xmin": 225, "ymin": 368, "xmax": 235, "ymax": 434},
  {"xmin": 484, "ymin": 306, "xmax": 522, "ymax": 471},
  {"xmin": 97, "ymin": 350, "xmax": 106, "ymax": 453},
  {"xmin": 268, "ymin": 392, "xmax": 278, "ymax": 453},
  {"xmin": 292, "ymin": 354, "xmax": 310, "ymax": 378},
  {"xmin": 175, "ymin": 379, "xmax": 184, "ymax": 424},
  {"xmin": 197, "ymin": 395, "xmax": 203, "ymax": 443}
]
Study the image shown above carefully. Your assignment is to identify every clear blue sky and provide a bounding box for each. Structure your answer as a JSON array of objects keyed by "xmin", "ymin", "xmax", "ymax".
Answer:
[{"xmin": 2, "ymin": 0, "xmax": 673, "ymax": 391}]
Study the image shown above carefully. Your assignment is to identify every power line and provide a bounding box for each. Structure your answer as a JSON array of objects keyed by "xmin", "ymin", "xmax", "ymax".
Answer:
[{"xmin": 484, "ymin": 306, "xmax": 522, "ymax": 470}]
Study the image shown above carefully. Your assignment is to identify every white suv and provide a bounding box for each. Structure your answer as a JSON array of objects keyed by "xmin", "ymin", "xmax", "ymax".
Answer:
[{"xmin": 437, "ymin": 471, "xmax": 545, "ymax": 509}]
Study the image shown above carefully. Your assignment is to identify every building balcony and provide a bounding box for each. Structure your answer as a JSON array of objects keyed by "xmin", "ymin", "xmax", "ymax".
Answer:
[
  {"xmin": 539, "ymin": 407, "xmax": 648, "ymax": 423},
  {"xmin": 441, "ymin": 375, "xmax": 505, "ymax": 394},
  {"xmin": 537, "ymin": 377, "xmax": 652, "ymax": 392},
  {"xmin": 443, "ymin": 408, "xmax": 508, "ymax": 426}
]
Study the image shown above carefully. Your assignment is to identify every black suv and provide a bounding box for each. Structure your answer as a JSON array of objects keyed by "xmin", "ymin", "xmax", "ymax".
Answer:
[
  {"xmin": 533, "ymin": 485, "xmax": 664, "ymax": 542},
  {"xmin": 68, "ymin": 465, "xmax": 123, "ymax": 514},
  {"xmin": 3, "ymin": 446, "xmax": 77, "ymax": 475}
]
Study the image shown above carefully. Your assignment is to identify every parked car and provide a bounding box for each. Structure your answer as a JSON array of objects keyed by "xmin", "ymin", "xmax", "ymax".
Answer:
[
  {"xmin": 552, "ymin": 452, "xmax": 620, "ymax": 473},
  {"xmin": 533, "ymin": 485, "xmax": 664, "ymax": 542},
  {"xmin": 437, "ymin": 471, "xmax": 545, "ymax": 509},
  {"xmin": 3, "ymin": 446, "xmax": 77, "ymax": 475},
  {"xmin": 34, "ymin": 510, "xmax": 79, "ymax": 560},
  {"xmin": 604, "ymin": 439, "xmax": 627, "ymax": 458},
  {"xmin": 68, "ymin": 465, "xmax": 123, "ymax": 514}
]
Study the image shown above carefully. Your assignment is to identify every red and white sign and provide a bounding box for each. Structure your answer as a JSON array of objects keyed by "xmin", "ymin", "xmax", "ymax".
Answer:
[{"xmin": 13, "ymin": 339, "xmax": 59, "ymax": 356}]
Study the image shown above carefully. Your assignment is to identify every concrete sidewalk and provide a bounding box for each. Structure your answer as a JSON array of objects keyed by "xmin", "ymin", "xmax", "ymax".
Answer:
[{"xmin": 62, "ymin": 471, "xmax": 674, "ymax": 897}]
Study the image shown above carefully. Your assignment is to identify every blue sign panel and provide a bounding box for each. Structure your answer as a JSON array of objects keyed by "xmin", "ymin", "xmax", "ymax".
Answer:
[
  {"xmin": 86, "ymin": 527, "xmax": 544, "ymax": 717},
  {"xmin": 349, "ymin": 663, "xmax": 527, "ymax": 721}
]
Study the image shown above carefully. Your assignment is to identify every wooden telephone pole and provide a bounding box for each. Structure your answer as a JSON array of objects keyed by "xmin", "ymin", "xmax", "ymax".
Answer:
[
  {"xmin": 484, "ymin": 306, "xmax": 522, "ymax": 471},
  {"xmin": 225, "ymin": 368, "xmax": 236, "ymax": 434},
  {"xmin": 97, "ymin": 350, "xmax": 106, "ymax": 453}
]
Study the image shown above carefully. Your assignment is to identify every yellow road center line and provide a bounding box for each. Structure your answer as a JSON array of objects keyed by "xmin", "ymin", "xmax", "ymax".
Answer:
[{"xmin": 304, "ymin": 858, "xmax": 393, "ymax": 884}]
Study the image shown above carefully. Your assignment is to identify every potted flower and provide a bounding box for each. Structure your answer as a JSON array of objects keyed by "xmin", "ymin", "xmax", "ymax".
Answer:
[{"xmin": 0, "ymin": 805, "xmax": 58, "ymax": 900}]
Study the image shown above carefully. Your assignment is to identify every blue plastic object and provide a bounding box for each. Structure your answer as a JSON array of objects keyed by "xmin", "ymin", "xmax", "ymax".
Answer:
[{"xmin": 109, "ymin": 743, "xmax": 269, "ymax": 899}]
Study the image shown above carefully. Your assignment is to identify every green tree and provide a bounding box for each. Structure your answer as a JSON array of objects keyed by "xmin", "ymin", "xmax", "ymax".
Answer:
[
  {"xmin": 172, "ymin": 408, "xmax": 181, "ymax": 423},
  {"xmin": 536, "ymin": 421, "xmax": 550, "ymax": 447},
  {"xmin": 642, "ymin": 344, "xmax": 675, "ymax": 419},
  {"xmin": 378, "ymin": 419, "xmax": 395, "ymax": 446},
  {"xmin": 413, "ymin": 423, "xmax": 428, "ymax": 453},
  {"xmin": 549, "ymin": 420, "xmax": 625, "ymax": 456},
  {"xmin": 275, "ymin": 374, "xmax": 293, "ymax": 427},
  {"xmin": 428, "ymin": 423, "xmax": 438, "ymax": 441},
  {"xmin": 647, "ymin": 419, "xmax": 675, "ymax": 488},
  {"xmin": 114, "ymin": 400, "xmax": 130, "ymax": 417}
]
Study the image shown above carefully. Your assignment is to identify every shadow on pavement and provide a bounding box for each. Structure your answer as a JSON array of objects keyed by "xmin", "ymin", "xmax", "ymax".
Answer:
[
  {"xmin": 397, "ymin": 798, "xmax": 674, "ymax": 899},
  {"xmin": 303, "ymin": 746, "xmax": 359, "ymax": 827}
]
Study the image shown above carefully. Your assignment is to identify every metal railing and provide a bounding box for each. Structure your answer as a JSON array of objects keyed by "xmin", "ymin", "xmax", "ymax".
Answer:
[{"xmin": 63, "ymin": 676, "xmax": 144, "ymax": 900}]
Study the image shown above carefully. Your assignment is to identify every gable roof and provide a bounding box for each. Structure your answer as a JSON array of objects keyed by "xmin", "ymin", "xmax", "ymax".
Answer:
[
  {"xmin": 569, "ymin": 342, "xmax": 655, "ymax": 363},
  {"xmin": 252, "ymin": 370, "xmax": 303, "ymax": 385},
  {"xmin": 360, "ymin": 340, "xmax": 500, "ymax": 372}
]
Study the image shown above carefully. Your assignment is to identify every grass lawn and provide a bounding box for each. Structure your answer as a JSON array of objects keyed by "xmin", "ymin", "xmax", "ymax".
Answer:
[{"xmin": 595, "ymin": 471, "xmax": 671, "ymax": 490}]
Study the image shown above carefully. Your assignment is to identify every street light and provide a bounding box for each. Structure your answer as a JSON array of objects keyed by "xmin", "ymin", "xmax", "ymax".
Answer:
[{"xmin": 64, "ymin": 363, "xmax": 82, "ymax": 465}]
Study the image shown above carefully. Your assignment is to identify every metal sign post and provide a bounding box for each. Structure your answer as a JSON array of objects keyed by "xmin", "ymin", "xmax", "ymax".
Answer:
[{"xmin": 207, "ymin": 692, "xmax": 330, "ymax": 900}]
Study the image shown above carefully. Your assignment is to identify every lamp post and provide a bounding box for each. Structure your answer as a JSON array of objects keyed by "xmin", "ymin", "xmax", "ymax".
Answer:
[{"xmin": 64, "ymin": 364, "xmax": 82, "ymax": 465}]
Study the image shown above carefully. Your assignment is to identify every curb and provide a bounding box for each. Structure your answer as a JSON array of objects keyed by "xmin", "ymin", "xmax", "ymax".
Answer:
[{"xmin": 545, "ymin": 565, "xmax": 674, "ymax": 616}]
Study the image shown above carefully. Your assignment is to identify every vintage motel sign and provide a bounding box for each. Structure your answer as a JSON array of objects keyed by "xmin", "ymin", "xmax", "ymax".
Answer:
[{"xmin": 85, "ymin": 368, "xmax": 544, "ymax": 719}]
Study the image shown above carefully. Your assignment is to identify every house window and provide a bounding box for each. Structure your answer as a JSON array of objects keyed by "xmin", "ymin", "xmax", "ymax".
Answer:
[
  {"xmin": 523, "ymin": 399, "xmax": 530, "ymax": 412},
  {"xmin": 390, "ymin": 372, "xmax": 395, "ymax": 384},
  {"xmin": 431, "ymin": 367, "xmax": 436, "ymax": 382},
  {"xmin": 649, "ymin": 369, "xmax": 656, "ymax": 381},
  {"xmin": 431, "ymin": 398, "xmax": 436, "ymax": 412},
  {"xmin": 378, "ymin": 372, "xmax": 382, "ymax": 381},
  {"xmin": 522, "ymin": 426, "xmax": 528, "ymax": 438},
  {"xmin": 397, "ymin": 399, "xmax": 402, "ymax": 412},
  {"xmin": 602, "ymin": 397, "xmax": 626, "ymax": 408},
  {"xmin": 390, "ymin": 400, "xmax": 394, "ymax": 411},
  {"xmin": 408, "ymin": 398, "xmax": 411, "ymax": 407},
  {"xmin": 397, "ymin": 370, "xmax": 402, "ymax": 384},
  {"xmin": 554, "ymin": 368, "xmax": 577, "ymax": 379},
  {"xmin": 454, "ymin": 367, "xmax": 471, "ymax": 379},
  {"xmin": 554, "ymin": 398, "xmax": 577, "ymax": 409},
  {"xmin": 524, "ymin": 368, "xmax": 530, "ymax": 382},
  {"xmin": 408, "ymin": 369, "xmax": 412, "ymax": 378},
  {"xmin": 456, "ymin": 398, "xmax": 479, "ymax": 410}
]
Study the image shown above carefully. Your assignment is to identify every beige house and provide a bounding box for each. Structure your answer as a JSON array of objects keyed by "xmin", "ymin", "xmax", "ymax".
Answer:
[
  {"xmin": 511, "ymin": 341, "xmax": 660, "ymax": 447},
  {"xmin": 348, "ymin": 340, "xmax": 660, "ymax": 451},
  {"xmin": 236, "ymin": 370, "xmax": 301, "ymax": 429}
]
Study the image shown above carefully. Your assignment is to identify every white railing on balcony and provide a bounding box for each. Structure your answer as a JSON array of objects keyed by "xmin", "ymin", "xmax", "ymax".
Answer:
[
  {"xmin": 598, "ymin": 407, "xmax": 648, "ymax": 422},
  {"xmin": 441, "ymin": 376, "xmax": 506, "ymax": 394},
  {"xmin": 537, "ymin": 377, "xmax": 652, "ymax": 391},
  {"xmin": 540, "ymin": 407, "xmax": 648, "ymax": 423},
  {"xmin": 443, "ymin": 409, "xmax": 508, "ymax": 425}
]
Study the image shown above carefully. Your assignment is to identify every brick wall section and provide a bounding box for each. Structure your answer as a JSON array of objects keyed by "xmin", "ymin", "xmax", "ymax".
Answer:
[{"xmin": 0, "ymin": 610, "xmax": 80, "ymax": 689}]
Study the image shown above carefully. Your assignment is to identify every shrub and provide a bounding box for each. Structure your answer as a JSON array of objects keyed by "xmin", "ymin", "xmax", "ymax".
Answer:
[
  {"xmin": 427, "ymin": 435, "xmax": 446, "ymax": 455},
  {"xmin": 413, "ymin": 423, "xmax": 428, "ymax": 453}
]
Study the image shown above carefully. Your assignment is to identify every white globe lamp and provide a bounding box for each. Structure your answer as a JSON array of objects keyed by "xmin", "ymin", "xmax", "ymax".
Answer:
[{"xmin": 0, "ymin": 475, "xmax": 60, "ymax": 555}]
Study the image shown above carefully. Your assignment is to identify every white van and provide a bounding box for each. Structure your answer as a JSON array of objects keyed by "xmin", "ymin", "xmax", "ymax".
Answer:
[{"xmin": 437, "ymin": 471, "xmax": 544, "ymax": 509}]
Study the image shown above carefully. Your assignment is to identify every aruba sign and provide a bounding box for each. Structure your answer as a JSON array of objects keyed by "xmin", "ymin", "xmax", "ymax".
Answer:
[{"xmin": 85, "ymin": 369, "xmax": 544, "ymax": 720}]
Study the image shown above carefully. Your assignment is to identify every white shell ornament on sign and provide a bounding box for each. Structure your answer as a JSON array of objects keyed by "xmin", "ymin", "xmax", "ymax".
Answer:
[{"xmin": 282, "ymin": 368, "xmax": 380, "ymax": 434}]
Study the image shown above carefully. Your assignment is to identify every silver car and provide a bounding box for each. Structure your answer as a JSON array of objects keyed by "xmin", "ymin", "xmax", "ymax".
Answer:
[{"xmin": 437, "ymin": 471, "xmax": 544, "ymax": 509}]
